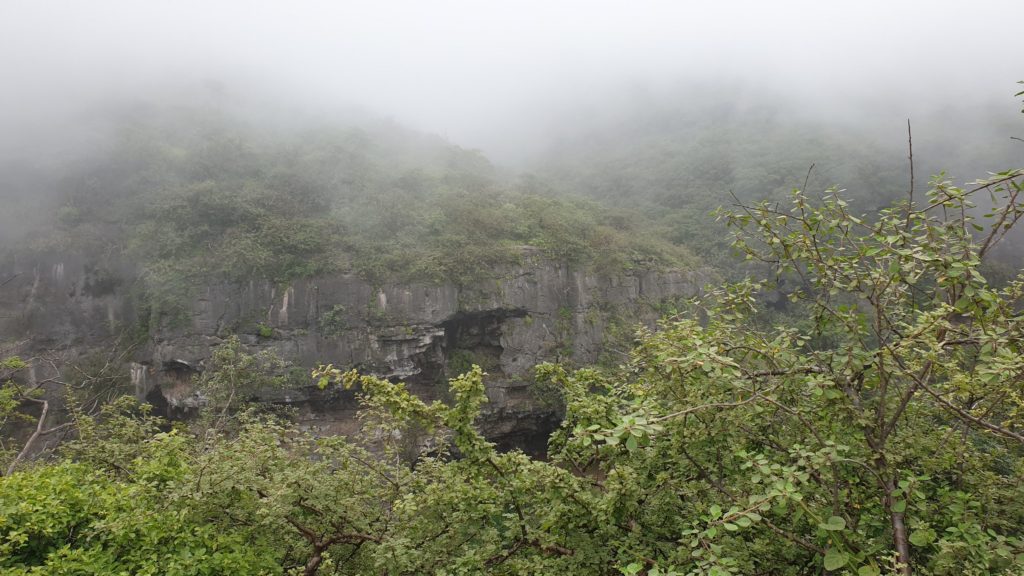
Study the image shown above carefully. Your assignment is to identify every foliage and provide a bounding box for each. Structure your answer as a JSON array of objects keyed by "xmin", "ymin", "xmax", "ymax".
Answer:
[
  {"xmin": 1, "ymin": 369, "xmax": 595, "ymax": 575},
  {"xmin": 538, "ymin": 168, "xmax": 1024, "ymax": 575},
  {"xmin": 17, "ymin": 105, "xmax": 691, "ymax": 323},
  {"xmin": 257, "ymin": 323, "xmax": 274, "ymax": 338},
  {"xmin": 318, "ymin": 304, "xmax": 347, "ymax": 336},
  {"xmin": 0, "ymin": 356, "xmax": 32, "ymax": 469},
  {"xmin": 193, "ymin": 335, "xmax": 288, "ymax": 429},
  {"xmin": 0, "ymin": 356, "xmax": 74, "ymax": 476},
  {"xmin": 2, "ymin": 400, "xmax": 283, "ymax": 574},
  {"xmin": 535, "ymin": 87, "xmax": 1024, "ymax": 277},
  {"xmin": 8, "ymin": 166, "xmax": 1024, "ymax": 573},
  {"xmin": 4, "ymin": 88, "xmax": 1024, "ymax": 576}
]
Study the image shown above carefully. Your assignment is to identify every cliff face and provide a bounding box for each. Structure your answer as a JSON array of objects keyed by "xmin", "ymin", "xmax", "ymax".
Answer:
[{"xmin": 0, "ymin": 251, "xmax": 706, "ymax": 451}]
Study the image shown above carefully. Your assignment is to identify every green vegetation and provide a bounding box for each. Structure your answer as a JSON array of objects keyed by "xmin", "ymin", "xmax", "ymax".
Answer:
[
  {"xmin": 447, "ymin": 348, "xmax": 500, "ymax": 376},
  {"xmin": 318, "ymin": 304, "xmax": 348, "ymax": 336},
  {"xmin": 3, "ymin": 86, "xmax": 1024, "ymax": 576},
  {"xmin": 16, "ymin": 94, "xmax": 1020, "ymax": 325},
  {"xmin": 18, "ymin": 106, "xmax": 692, "ymax": 322},
  {"xmin": 4, "ymin": 157, "xmax": 1024, "ymax": 574},
  {"xmin": 194, "ymin": 335, "xmax": 289, "ymax": 426},
  {"xmin": 535, "ymin": 93, "xmax": 1023, "ymax": 275}
]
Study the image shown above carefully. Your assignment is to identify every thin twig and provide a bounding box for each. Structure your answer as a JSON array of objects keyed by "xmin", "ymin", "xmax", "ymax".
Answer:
[
  {"xmin": 905, "ymin": 120, "xmax": 914, "ymax": 235},
  {"xmin": 802, "ymin": 163, "xmax": 815, "ymax": 193}
]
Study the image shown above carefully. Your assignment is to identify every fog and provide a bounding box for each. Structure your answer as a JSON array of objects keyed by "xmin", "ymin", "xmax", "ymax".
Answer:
[{"xmin": 1, "ymin": 0, "xmax": 1021, "ymax": 165}]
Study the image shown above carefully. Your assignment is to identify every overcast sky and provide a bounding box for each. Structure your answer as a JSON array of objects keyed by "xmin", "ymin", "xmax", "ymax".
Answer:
[{"xmin": 1, "ymin": 1, "xmax": 1021, "ymax": 162}]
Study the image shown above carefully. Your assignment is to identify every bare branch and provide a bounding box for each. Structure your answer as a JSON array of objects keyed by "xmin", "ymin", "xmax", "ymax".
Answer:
[{"xmin": 6, "ymin": 398, "xmax": 52, "ymax": 475}]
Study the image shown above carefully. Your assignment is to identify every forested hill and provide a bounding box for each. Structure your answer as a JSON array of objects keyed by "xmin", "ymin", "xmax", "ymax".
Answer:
[
  {"xmin": 2, "ymin": 102, "xmax": 694, "ymax": 319},
  {"xmin": 7, "ymin": 93, "xmax": 1020, "ymax": 296},
  {"xmin": 528, "ymin": 90, "xmax": 1024, "ymax": 267}
]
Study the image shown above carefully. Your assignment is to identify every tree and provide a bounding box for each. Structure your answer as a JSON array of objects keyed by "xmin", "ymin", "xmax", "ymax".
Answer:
[
  {"xmin": 1, "ymin": 356, "xmax": 75, "ymax": 476},
  {"xmin": 192, "ymin": 334, "xmax": 288, "ymax": 432},
  {"xmin": 1, "ymin": 398, "xmax": 281, "ymax": 574},
  {"xmin": 541, "ymin": 167, "xmax": 1024, "ymax": 574}
]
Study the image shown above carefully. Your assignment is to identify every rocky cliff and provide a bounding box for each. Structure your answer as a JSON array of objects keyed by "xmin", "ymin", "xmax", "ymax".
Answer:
[{"xmin": 0, "ymin": 250, "xmax": 706, "ymax": 452}]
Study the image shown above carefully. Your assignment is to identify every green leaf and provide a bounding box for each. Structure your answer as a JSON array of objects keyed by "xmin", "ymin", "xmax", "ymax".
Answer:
[
  {"xmin": 858, "ymin": 565, "xmax": 881, "ymax": 576},
  {"xmin": 709, "ymin": 505, "xmax": 722, "ymax": 520},
  {"xmin": 909, "ymin": 529, "xmax": 936, "ymax": 547},
  {"xmin": 892, "ymin": 500, "xmax": 907, "ymax": 513},
  {"xmin": 622, "ymin": 562, "xmax": 643, "ymax": 575},
  {"xmin": 824, "ymin": 549, "xmax": 849, "ymax": 571},
  {"xmin": 820, "ymin": 516, "xmax": 846, "ymax": 531}
]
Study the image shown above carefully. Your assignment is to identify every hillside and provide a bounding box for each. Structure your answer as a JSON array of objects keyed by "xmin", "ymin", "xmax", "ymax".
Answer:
[
  {"xmin": 531, "ymin": 91, "xmax": 1024, "ymax": 268},
  {"xmin": 2, "ymin": 88, "xmax": 1023, "ymax": 576}
]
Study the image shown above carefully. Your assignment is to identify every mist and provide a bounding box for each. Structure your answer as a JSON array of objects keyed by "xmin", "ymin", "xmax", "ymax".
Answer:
[{"xmin": 2, "ymin": 0, "xmax": 1021, "ymax": 165}]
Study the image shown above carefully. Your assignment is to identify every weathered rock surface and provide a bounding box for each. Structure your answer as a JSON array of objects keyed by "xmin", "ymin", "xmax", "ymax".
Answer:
[{"xmin": 0, "ymin": 250, "xmax": 706, "ymax": 452}]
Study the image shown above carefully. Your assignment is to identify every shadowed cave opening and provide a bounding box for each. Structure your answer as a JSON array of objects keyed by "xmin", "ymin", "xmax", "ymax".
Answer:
[{"xmin": 440, "ymin": 308, "xmax": 527, "ymax": 379}]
